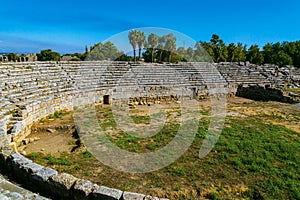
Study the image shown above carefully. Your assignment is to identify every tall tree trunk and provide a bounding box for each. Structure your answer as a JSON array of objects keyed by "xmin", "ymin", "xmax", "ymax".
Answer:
[
  {"xmin": 151, "ymin": 48, "xmax": 154, "ymax": 63},
  {"xmin": 169, "ymin": 52, "xmax": 172, "ymax": 63},
  {"xmin": 159, "ymin": 50, "xmax": 163, "ymax": 62},
  {"xmin": 134, "ymin": 49, "xmax": 136, "ymax": 62},
  {"xmin": 138, "ymin": 48, "xmax": 141, "ymax": 60},
  {"xmin": 231, "ymin": 53, "xmax": 235, "ymax": 62}
]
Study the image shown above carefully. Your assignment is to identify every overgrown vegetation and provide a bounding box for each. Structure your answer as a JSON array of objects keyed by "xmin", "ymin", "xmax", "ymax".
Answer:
[{"xmin": 47, "ymin": 110, "xmax": 65, "ymax": 119}]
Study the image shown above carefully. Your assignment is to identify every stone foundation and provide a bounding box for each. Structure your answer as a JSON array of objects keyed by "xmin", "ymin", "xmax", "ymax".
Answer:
[{"xmin": 0, "ymin": 61, "xmax": 299, "ymax": 199}]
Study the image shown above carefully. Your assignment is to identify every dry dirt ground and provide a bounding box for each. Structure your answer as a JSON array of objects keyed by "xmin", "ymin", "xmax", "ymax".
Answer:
[
  {"xmin": 17, "ymin": 97, "xmax": 300, "ymax": 199},
  {"xmin": 18, "ymin": 111, "xmax": 77, "ymax": 156}
]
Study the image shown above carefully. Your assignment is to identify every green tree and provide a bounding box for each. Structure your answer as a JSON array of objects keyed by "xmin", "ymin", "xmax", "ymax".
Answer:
[
  {"xmin": 235, "ymin": 42, "xmax": 247, "ymax": 62},
  {"xmin": 186, "ymin": 47, "xmax": 195, "ymax": 61},
  {"xmin": 157, "ymin": 33, "xmax": 174, "ymax": 62},
  {"xmin": 115, "ymin": 54, "xmax": 133, "ymax": 61},
  {"xmin": 262, "ymin": 42, "xmax": 293, "ymax": 66},
  {"xmin": 275, "ymin": 50, "xmax": 293, "ymax": 66},
  {"xmin": 227, "ymin": 43, "xmax": 236, "ymax": 62},
  {"xmin": 165, "ymin": 36, "xmax": 176, "ymax": 63},
  {"xmin": 7, "ymin": 53, "xmax": 18, "ymax": 62},
  {"xmin": 292, "ymin": 41, "xmax": 300, "ymax": 67},
  {"xmin": 196, "ymin": 41, "xmax": 214, "ymax": 62},
  {"xmin": 263, "ymin": 43, "xmax": 274, "ymax": 64},
  {"xmin": 87, "ymin": 41, "xmax": 120, "ymax": 61},
  {"xmin": 137, "ymin": 31, "xmax": 146, "ymax": 60},
  {"xmin": 282, "ymin": 41, "xmax": 300, "ymax": 67},
  {"xmin": 200, "ymin": 34, "xmax": 228, "ymax": 62},
  {"xmin": 37, "ymin": 49, "xmax": 61, "ymax": 61},
  {"xmin": 147, "ymin": 33, "xmax": 159, "ymax": 62},
  {"xmin": 246, "ymin": 45, "xmax": 264, "ymax": 65},
  {"xmin": 128, "ymin": 29, "xmax": 139, "ymax": 62},
  {"xmin": 176, "ymin": 46, "xmax": 186, "ymax": 58},
  {"xmin": 210, "ymin": 34, "xmax": 228, "ymax": 62}
]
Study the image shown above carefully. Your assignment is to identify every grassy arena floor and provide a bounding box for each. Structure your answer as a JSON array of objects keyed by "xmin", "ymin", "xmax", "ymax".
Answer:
[{"xmin": 22, "ymin": 97, "xmax": 300, "ymax": 199}]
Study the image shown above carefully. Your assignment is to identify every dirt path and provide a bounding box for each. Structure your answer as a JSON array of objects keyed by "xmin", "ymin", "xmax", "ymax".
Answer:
[{"xmin": 18, "ymin": 111, "xmax": 78, "ymax": 156}]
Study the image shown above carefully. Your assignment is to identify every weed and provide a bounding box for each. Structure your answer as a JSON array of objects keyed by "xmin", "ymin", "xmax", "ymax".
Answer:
[
  {"xmin": 82, "ymin": 151, "xmax": 93, "ymax": 158},
  {"xmin": 25, "ymin": 66, "xmax": 33, "ymax": 69},
  {"xmin": 27, "ymin": 152, "xmax": 40, "ymax": 159}
]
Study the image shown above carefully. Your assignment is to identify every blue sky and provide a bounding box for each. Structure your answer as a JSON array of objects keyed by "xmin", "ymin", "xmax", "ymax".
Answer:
[{"xmin": 0, "ymin": 0, "xmax": 299, "ymax": 54}]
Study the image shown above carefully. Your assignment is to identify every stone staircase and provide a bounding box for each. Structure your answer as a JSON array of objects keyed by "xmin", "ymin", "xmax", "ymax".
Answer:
[{"xmin": 0, "ymin": 61, "xmax": 299, "ymax": 199}]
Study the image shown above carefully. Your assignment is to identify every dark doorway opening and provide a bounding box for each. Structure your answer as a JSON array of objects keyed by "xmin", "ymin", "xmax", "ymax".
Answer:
[{"xmin": 103, "ymin": 95, "xmax": 110, "ymax": 104}]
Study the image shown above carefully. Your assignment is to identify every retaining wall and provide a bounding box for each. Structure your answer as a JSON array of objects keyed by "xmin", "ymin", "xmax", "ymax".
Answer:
[{"xmin": 0, "ymin": 61, "xmax": 299, "ymax": 199}]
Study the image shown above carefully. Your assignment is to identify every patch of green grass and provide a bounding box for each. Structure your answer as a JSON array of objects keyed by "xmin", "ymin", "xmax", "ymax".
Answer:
[
  {"xmin": 167, "ymin": 165, "xmax": 186, "ymax": 176},
  {"xmin": 215, "ymin": 117, "xmax": 300, "ymax": 199},
  {"xmin": 206, "ymin": 191, "xmax": 221, "ymax": 200},
  {"xmin": 27, "ymin": 152, "xmax": 40, "ymax": 159},
  {"xmin": 25, "ymin": 65, "xmax": 33, "ymax": 69},
  {"xmin": 48, "ymin": 110, "xmax": 65, "ymax": 119},
  {"xmin": 131, "ymin": 115, "xmax": 151, "ymax": 124},
  {"xmin": 29, "ymin": 104, "xmax": 299, "ymax": 199},
  {"xmin": 82, "ymin": 151, "xmax": 93, "ymax": 158},
  {"xmin": 42, "ymin": 154, "xmax": 71, "ymax": 166},
  {"xmin": 283, "ymin": 87, "xmax": 300, "ymax": 94},
  {"xmin": 175, "ymin": 184, "xmax": 182, "ymax": 191}
]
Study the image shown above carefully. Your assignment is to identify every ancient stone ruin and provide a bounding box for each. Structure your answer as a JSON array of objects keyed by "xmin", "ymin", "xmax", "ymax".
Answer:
[
  {"xmin": 0, "ymin": 54, "xmax": 38, "ymax": 63},
  {"xmin": 0, "ymin": 61, "xmax": 299, "ymax": 199}
]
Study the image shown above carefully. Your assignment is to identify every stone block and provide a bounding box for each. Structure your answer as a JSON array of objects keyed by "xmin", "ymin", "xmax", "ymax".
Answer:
[
  {"xmin": 91, "ymin": 185, "xmax": 123, "ymax": 200},
  {"xmin": 48, "ymin": 173, "xmax": 78, "ymax": 198},
  {"xmin": 50, "ymin": 172, "xmax": 77, "ymax": 188},
  {"xmin": 33, "ymin": 167, "xmax": 58, "ymax": 182},
  {"xmin": 73, "ymin": 179, "xmax": 97, "ymax": 200},
  {"xmin": 122, "ymin": 191, "xmax": 145, "ymax": 200},
  {"xmin": 21, "ymin": 162, "xmax": 43, "ymax": 174},
  {"xmin": 144, "ymin": 195, "xmax": 160, "ymax": 200}
]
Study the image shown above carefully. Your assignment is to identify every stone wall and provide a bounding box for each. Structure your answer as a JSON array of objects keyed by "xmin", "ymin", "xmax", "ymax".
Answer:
[
  {"xmin": 236, "ymin": 85, "xmax": 298, "ymax": 103},
  {"xmin": 0, "ymin": 61, "xmax": 299, "ymax": 199},
  {"xmin": 0, "ymin": 61, "xmax": 227, "ymax": 199}
]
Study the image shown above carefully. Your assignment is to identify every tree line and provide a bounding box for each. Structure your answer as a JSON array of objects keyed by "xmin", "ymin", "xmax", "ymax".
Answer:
[
  {"xmin": 2, "ymin": 32, "xmax": 300, "ymax": 67},
  {"xmin": 127, "ymin": 31, "xmax": 300, "ymax": 67},
  {"xmin": 199, "ymin": 34, "xmax": 300, "ymax": 67}
]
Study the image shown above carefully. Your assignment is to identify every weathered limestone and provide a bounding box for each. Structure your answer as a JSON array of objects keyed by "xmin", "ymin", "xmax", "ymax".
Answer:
[
  {"xmin": 0, "ymin": 61, "xmax": 299, "ymax": 199},
  {"xmin": 73, "ymin": 179, "xmax": 97, "ymax": 200},
  {"xmin": 0, "ymin": 176, "xmax": 49, "ymax": 200},
  {"xmin": 122, "ymin": 191, "xmax": 146, "ymax": 200},
  {"xmin": 91, "ymin": 185, "xmax": 123, "ymax": 200},
  {"xmin": 236, "ymin": 84, "xmax": 296, "ymax": 103}
]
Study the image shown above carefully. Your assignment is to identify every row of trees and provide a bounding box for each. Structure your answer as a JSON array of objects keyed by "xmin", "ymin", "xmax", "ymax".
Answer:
[
  {"xmin": 127, "ymin": 31, "xmax": 300, "ymax": 67},
  {"xmin": 86, "ymin": 41, "xmax": 122, "ymax": 61},
  {"xmin": 198, "ymin": 34, "xmax": 300, "ymax": 67},
  {"xmin": 2, "ymin": 32, "xmax": 300, "ymax": 67},
  {"xmin": 37, "ymin": 49, "xmax": 61, "ymax": 61},
  {"xmin": 128, "ymin": 30, "xmax": 177, "ymax": 62}
]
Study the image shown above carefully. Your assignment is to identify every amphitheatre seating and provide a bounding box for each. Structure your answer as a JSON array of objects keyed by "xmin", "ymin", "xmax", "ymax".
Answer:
[{"xmin": 0, "ymin": 61, "xmax": 299, "ymax": 199}]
